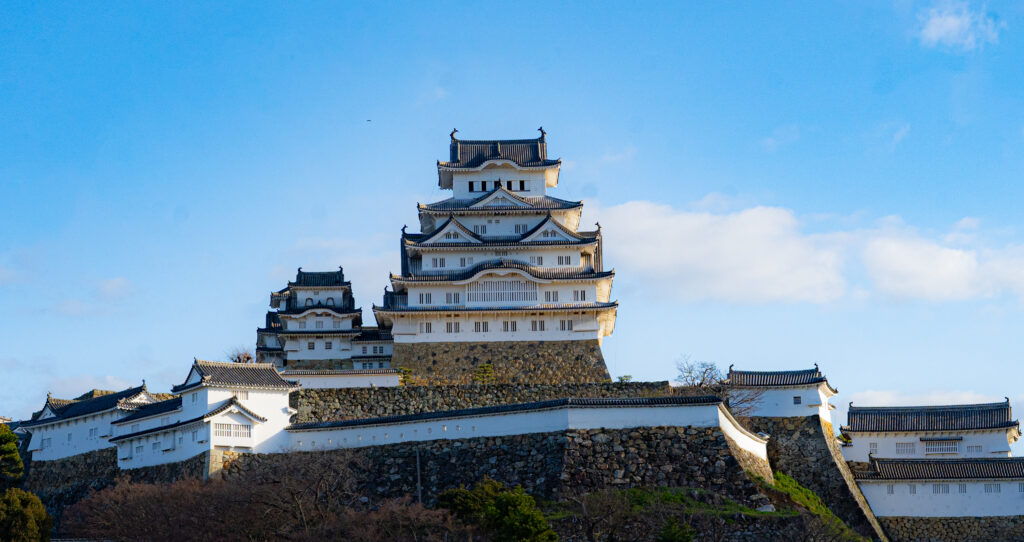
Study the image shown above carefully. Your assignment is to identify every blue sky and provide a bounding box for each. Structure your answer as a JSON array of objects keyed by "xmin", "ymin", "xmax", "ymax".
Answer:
[{"xmin": 2, "ymin": 2, "xmax": 1024, "ymax": 441}]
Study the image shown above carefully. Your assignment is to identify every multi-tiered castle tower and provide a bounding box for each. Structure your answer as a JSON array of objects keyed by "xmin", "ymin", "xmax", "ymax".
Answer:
[
  {"xmin": 256, "ymin": 267, "xmax": 393, "ymax": 370},
  {"xmin": 374, "ymin": 130, "xmax": 617, "ymax": 384}
]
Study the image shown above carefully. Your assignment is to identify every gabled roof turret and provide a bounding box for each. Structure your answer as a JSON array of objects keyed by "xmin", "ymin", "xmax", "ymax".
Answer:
[
  {"xmin": 842, "ymin": 400, "xmax": 1019, "ymax": 435},
  {"xmin": 172, "ymin": 359, "xmax": 297, "ymax": 393}
]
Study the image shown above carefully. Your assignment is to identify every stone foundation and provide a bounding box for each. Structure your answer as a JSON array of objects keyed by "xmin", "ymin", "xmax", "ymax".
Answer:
[
  {"xmin": 390, "ymin": 339, "xmax": 610, "ymax": 385},
  {"xmin": 222, "ymin": 426, "xmax": 772, "ymax": 508},
  {"xmin": 290, "ymin": 381, "xmax": 672, "ymax": 423},
  {"xmin": 878, "ymin": 516, "xmax": 1024, "ymax": 542},
  {"xmin": 24, "ymin": 448, "xmax": 209, "ymax": 526},
  {"xmin": 741, "ymin": 415, "xmax": 888, "ymax": 541}
]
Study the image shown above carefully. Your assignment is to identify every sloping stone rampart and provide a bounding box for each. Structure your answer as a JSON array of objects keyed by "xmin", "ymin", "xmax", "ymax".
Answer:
[
  {"xmin": 390, "ymin": 339, "xmax": 610, "ymax": 385},
  {"xmin": 878, "ymin": 516, "xmax": 1024, "ymax": 542},
  {"xmin": 222, "ymin": 426, "xmax": 772, "ymax": 508},
  {"xmin": 741, "ymin": 415, "xmax": 888, "ymax": 541},
  {"xmin": 25, "ymin": 448, "xmax": 208, "ymax": 526},
  {"xmin": 291, "ymin": 381, "xmax": 672, "ymax": 423}
]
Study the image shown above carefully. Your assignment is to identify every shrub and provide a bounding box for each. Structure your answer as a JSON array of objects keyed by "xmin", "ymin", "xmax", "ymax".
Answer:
[
  {"xmin": 439, "ymin": 478, "xmax": 557, "ymax": 542},
  {"xmin": 0, "ymin": 425, "xmax": 24, "ymax": 488},
  {"xmin": 0, "ymin": 488, "xmax": 52, "ymax": 542}
]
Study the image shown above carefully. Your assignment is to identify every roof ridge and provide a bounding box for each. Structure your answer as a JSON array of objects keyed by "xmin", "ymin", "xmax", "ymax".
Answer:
[{"xmin": 850, "ymin": 401, "xmax": 1009, "ymax": 411}]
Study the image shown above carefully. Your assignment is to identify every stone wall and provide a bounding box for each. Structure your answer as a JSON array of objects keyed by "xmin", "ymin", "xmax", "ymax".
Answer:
[
  {"xmin": 879, "ymin": 516, "xmax": 1024, "ymax": 542},
  {"xmin": 222, "ymin": 426, "xmax": 772, "ymax": 508},
  {"xmin": 291, "ymin": 381, "xmax": 672, "ymax": 423},
  {"xmin": 390, "ymin": 339, "xmax": 610, "ymax": 385},
  {"xmin": 24, "ymin": 448, "xmax": 209, "ymax": 526},
  {"xmin": 741, "ymin": 415, "xmax": 888, "ymax": 541}
]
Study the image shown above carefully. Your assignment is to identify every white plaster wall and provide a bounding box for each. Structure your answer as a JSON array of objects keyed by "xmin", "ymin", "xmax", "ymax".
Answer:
[
  {"xmin": 718, "ymin": 407, "xmax": 770, "ymax": 460},
  {"xmin": 289, "ymin": 404, "xmax": 727, "ymax": 452},
  {"xmin": 288, "ymin": 287, "xmax": 350, "ymax": 308},
  {"xmin": 281, "ymin": 314, "xmax": 356, "ymax": 331},
  {"xmin": 28, "ymin": 409, "xmax": 122, "ymax": 461},
  {"xmin": 354, "ymin": 342, "xmax": 393, "ymax": 356},
  {"xmin": 417, "ymin": 248, "xmax": 590, "ymax": 271},
  {"xmin": 389, "ymin": 314, "xmax": 603, "ymax": 343},
  {"xmin": 746, "ymin": 386, "xmax": 828, "ymax": 418},
  {"xmin": 405, "ymin": 281, "xmax": 602, "ymax": 308},
  {"xmin": 860, "ymin": 480, "xmax": 1024, "ymax": 517},
  {"xmin": 286, "ymin": 373, "xmax": 401, "ymax": 389},
  {"xmin": 116, "ymin": 424, "xmax": 210, "ymax": 469},
  {"xmin": 281, "ymin": 337, "xmax": 355, "ymax": 360},
  {"xmin": 842, "ymin": 430, "xmax": 1013, "ymax": 462},
  {"xmin": 450, "ymin": 168, "xmax": 549, "ymax": 199}
]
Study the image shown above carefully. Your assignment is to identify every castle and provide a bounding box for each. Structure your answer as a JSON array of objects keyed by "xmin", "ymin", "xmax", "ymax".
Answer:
[{"xmin": 8, "ymin": 132, "xmax": 1024, "ymax": 541}]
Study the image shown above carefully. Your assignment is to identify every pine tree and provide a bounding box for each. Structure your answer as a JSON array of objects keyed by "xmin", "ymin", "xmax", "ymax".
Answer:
[{"xmin": 0, "ymin": 425, "xmax": 23, "ymax": 489}]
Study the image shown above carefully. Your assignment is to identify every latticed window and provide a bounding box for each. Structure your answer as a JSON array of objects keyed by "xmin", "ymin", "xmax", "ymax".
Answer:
[
  {"xmin": 467, "ymin": 280, "xmax": 537, "ymax": 303},
  {"xmin": 869, "ymin": 442, "xmax": 878, "ymax": 455},
  {"xmin": 984, "ymin": 483, "xmax": 1001, "ymax": 494},
  {"xmin": 214, "ymin": 423, "xmax": 252, "ymax": 438},
  {"xmin": 958, "ymin": 483, "xmax": 968, "ymax": 493},
  {"xmin": 895, "ymin": 442, "xmax": 916, "ymax": 455},
  {"xmin": 908, "ymin": 485, "xmax": 916, "ymax": 495},
  {"xmin": 967, "ymin": 444, "xmax": 983, "ymax": 453},
  {"xmin": 932, "ymin": 484, "xmax": 949, "ymax": 494},
  {"xmin": 924, "ymin": 440, "xmax": 959, "ymax": 454}
]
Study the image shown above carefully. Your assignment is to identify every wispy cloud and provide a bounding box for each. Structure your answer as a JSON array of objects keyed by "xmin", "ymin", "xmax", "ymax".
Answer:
[
  {"xmin": 52, "ymin": 299, "xmax": 102, "ymax": 317},
  {"xmin": 759, "ymin": 125, "xmax": 800, "ymax": 152},
  {"xmin": 0, "ymin": 265, "xmax": 15, "ymax": 285},
  {"xmin": 47, "ymin": 374, "xmax": 135, "ymax": 398},
  {"xmin": 597, "ymin": 201, "xmax": 846, "ymax": 303},
  {"xmin": 918, "ymin": 1, "xmax": 1002, "ymax": 51},
  {"xmin": 848, "ymin": 389, "xmax": 1001, "ymax": 407},
  {"xmin": 600, "ymin": 145, "xmax": 637, "ymax": 163},
  {"xmin": 593, "ymin": 196, "xmax": 1024, "ymax": 305},
  {"xmin": 97, "ymin": 277, "xmax": 135, "ymax": 300}
]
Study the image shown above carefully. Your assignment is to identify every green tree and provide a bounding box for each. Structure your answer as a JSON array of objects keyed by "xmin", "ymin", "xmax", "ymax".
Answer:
[
  {"xmin": 0, "ymin": 425, "xmax": 24, "ymax": 488},
  {"xmin": 439, "ymin": 478, "xmax": 557, "ymax": 542},
  {"xmin": 472, "ymin": 363, "xmax": 495, "ymax": 385},
  {"xmin": 0, "ymin": 488, "xmax": 52, "ymax": 542}
]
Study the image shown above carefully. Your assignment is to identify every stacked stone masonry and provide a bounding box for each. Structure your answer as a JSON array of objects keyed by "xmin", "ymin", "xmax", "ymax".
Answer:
[
  {"xmin": 291, "ymin": 381, "xmax": 672, "ymax": 423},
  {"xmin": 878, "ymin": 516, "xmax": 1024, "ymax": 542},
  {"xmin": 25, "ymin": 448, "xmax": 209, "ymax": 526},
  {"xmin": 222, "ymin": 426, "xmax": 773, "ymax": 508},
  {"xmin": 390, "ymin": 339, "xmax": 610, "ymax": 385},
  {"xmin": 741, "ymin": 415, "xmax": 888, "ymax": 541}
]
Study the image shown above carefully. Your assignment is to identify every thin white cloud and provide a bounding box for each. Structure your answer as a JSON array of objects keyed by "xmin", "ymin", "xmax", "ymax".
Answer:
[
  {"xmin": 0, "ymin": 265, "xmax": 15, "ymax": 285},
  {"xmin": 891, "ymin": 123, "xmax": 910, "ymax": 146},
  {"xmin": 759, "ymin": 125, "xmax": 800, "ymax": 152},
  {"xmin": 600, "ymin": 145, "xmax": 637, "ymax": 163},
  {"xmin": 97, "ymin": 277, "xmax": 135, "ymax": 300},
  {"xmin": 848, "ymin": 389, "xmax": 1001, "ymax": 407},
  {"xmin": 863, "ymin": 230, "xmax": 1024, "ymax": 301},
  {"xmin": 918, "ymin": 1, "xmax": 1002, "ymax": 51},
  {"xmin": 47, "ymin": 374, "xmax": 136, "ymax": 399},
  {"xmin": 52, "ymin": 299, "xmax": 101, "ymax": 317},
  {"xmin": 597, "ymin": 201, "xmax": 846, "ymax": 303}
]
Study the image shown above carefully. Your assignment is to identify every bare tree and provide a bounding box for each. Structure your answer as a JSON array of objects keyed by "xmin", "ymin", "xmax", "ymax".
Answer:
[
  {"xmin": 674, "ymin": 356, "xmax": 763, "ymax": 417},
  {"xmin": 226, "ymin": 346, "xmax": 255, "ymax": 364}
]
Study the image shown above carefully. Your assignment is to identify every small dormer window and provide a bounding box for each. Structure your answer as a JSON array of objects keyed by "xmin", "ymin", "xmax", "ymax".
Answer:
[
  {"xmin": 305, "ymin": 298, "xmax": 313, "ymax": 307},
  {"xmin": 326, "ymin": 297, "xmax": 335, "ymax": 306}
]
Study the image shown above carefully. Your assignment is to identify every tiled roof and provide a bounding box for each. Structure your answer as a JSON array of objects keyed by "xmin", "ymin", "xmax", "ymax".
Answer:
[
  {"xmin": 375, "ymin": 301, "xmax": 618, "ymax": 314},
  {"xmin": 439, "ymin": 137, "xmax": 560, "ymax": 170},
  {"xmin": 277, "ymin": 306, "xmax": 361, "ymax": 316},
  {"xmin": 282, "ymin": 368, "xmax": 399, "ymax": 376},
  {"xmin": 288, "ymin": 267, "xmax": 350, "ymax": 288},
  {"xmin": 289, "ymin": 396, "xmax": 721, "ymax": 431},
  {"xmin": 110, "ymin": 398, "xmax": 267, "ymax": 443},
  {"xmin": 172, "ymin": 360, "xmax": 298, "ymax": 393},
  {"xmin": 353, "ymin": 327, "xmax": 392, "ymax": 342},
  {"xmin": 23, "ymin": 385, "xmax": 152, "ymax": 426},
  {"xmin": 857, "ymin": 458, "xmax": 1024, "ymax": 481},
  {"xmin": 420, "ymin": 192, "xmax": 581, "ymax": 212},
  {"xmin": 393, "ymin": 259, "xmax": 614, "ymax": 283},
  {"xmin": 843, "ymin": 401, "xmax": 1018, "ymax": 433},
  {"xmin": 727, "ymin": 366, "xmax": 830, "ymax": 388},
  {"xmin": 112, "ymin": 397, "xmax": 183, "ymax": 425}
]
